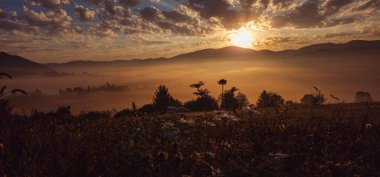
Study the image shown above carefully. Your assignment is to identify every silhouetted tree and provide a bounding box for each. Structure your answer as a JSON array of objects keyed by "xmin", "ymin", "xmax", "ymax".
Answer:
[
  {"xmin": 184, "ymin": 96, "xmax": 218, "ymax": 112},
  {"xmin": 236, "ymin": 92, "xmax": 249, "ymax": 109},
  {"xmin": 221, "ymin": 87, "xmax": 250, "ymax": 112},
  {"xmin": 169, "ymin": 96, "xmax": 182, "ymax": 107},
  {"xmin": 256, "ymin": 90, "xmax": 284, "ymax": 108},
  {"xmin": 188, "ymin": 81, "xmax": 218, "ymax": 113},
  {"xmin": 153, "ymin": 85, "xmax": 170, "ymax": 113},
  {"xmin": 221, "ymin": 87, "xmax": 238, "ymax": 111}
]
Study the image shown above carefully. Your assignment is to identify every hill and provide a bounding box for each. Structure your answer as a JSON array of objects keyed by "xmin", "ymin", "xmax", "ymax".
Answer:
[{"xmin": 0, "ymin": 52, "xmax": 52, "ymax": 74}]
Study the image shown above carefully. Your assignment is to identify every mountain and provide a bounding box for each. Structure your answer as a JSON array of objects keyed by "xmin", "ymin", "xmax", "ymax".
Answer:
[
  {"xmin": 3, "ymin": 40, "xmax": 380, "ymax": 72},
  {"xmin": 169, "ymin": 40, "xmax": 380, "ymax": 61},
  {"xmin": 0, "ymin": 52, "xmax": 52, "ymax": 74}
]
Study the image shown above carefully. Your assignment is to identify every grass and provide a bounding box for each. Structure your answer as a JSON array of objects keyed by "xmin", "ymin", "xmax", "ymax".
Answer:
[{"xmin": 0, "ymin": 103, "xmax": 380, "ymax": 177}]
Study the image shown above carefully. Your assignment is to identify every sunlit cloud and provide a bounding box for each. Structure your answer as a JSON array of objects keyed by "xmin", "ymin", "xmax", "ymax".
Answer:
[{"xmin": 0, "ymin": 0, "xmax": 379, "ymax": 62}]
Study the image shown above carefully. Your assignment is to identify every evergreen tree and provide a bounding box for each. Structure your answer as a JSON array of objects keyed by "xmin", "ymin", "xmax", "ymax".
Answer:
[{"xmin": 153, "ymin": 85, "xmax": 171, "ymax": 113}]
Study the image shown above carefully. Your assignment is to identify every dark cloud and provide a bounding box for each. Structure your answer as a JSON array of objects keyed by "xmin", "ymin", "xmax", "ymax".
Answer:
[
  {"xmin": 323, "ymin": 0, "xmax": 353, "ymax": 15},
  {"xmin": 0, "ymin": 8, "xmax": 6, "ymax": 19},
  {"xmin": 140, "ymin": 6, "xmax": 161, "ymax": 21},
  {"xmin": 353, "ymin": 0, "xmax": 380, "ymax": 11},
  {"xmin": 119, "ymin": 0, "xmax": 140, "ymax": 7},
  {"xmin": 186, "ymin": 0, "xmax": 261, "ymax": 29},
  {"xmin": 74, "ymin": 5, "xmax": 95, "ymax": 21},
  {"xmin": 0, "ymin": 19, "xmax": 22, "ymax": 31},
  {"xmin": 162, "ymin": 11, "xmax": 192, "ymax": 23},
  {"xmin": 156, "ymin": 21, "xmax": 195, "ymax": 35},
  {"xmin": 271, "ymin": 1, "xmax": 324, "ymax": 28}
]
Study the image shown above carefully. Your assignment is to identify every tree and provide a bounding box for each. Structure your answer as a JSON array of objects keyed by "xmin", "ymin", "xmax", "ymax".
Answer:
[
  {"xmin": 189, "ymin": 81, "xmax": 217, "ymax": 113},
  {"xmin": 235, "ymin": 92, "xmax": 249, "ymax": 109},
  {"xmin": 221, "ymin": 87, "xmax": 238, "ymax": 111},
  {"xmin": 221, "ymin": 87, "xmax": 250, "ymax": 112},
  {"xmin": 256, "ymin": 90, "xmax": 284, "ymax": 108},
  {"xmin": 184, "ymin": 96, "xmax": 218, "ymax": 112},
  {"xmin": 217, "ymin": 79, "xmax": 227, "ymax": 110},
  {"xmin": 153, "ymin": 85, "xmax": 171, "ymax": 113}
]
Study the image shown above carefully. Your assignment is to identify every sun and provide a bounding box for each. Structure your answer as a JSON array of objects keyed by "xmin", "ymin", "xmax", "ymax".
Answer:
[{"xmin": 229, "ymin": 27, "xmax": 254, "ymax": 48}]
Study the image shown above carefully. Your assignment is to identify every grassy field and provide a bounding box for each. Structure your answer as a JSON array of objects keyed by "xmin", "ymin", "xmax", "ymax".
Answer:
[{"xmin": 1, "ymin": 103, "xmax": 380, "ymax": 177}]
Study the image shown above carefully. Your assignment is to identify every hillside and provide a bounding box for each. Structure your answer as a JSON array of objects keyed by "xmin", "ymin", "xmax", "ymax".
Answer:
[{"xmin": 0, "ymin": 52, "xmax": 52, "ymax": 74}]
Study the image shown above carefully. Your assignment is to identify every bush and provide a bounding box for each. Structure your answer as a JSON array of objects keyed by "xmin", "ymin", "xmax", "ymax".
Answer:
[
  {"xmin": 184, "ymin": 96, "xmax": 218, "ymax": 112},
  {"xmin": 256, "ymin": 90, "xmax": 284, "ymax": 108},
  {"xmin": 114, "ymin": 108, "xmax": 134, "ymax": 118},
  {"xmin": 300, "ymin": 87, "xmax": 326, "ymax": 106},
  {"xmin": 79, "ymin": 111, "xmax": 112, "ymax": 120},
  {"xmin": 138, "ymin": 104, "xmax": 155, "ymax": 114}
]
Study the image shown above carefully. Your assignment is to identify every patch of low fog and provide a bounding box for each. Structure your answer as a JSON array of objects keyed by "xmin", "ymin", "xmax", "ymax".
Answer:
[{"xmin": 4, "ymin": 56, "xmax": 380, "ymax": 114}]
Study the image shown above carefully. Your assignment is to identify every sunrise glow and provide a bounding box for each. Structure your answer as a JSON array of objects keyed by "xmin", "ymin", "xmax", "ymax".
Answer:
[{"xmin": 229, "ymin": 28, "xmax": 254, "ymax": 48}]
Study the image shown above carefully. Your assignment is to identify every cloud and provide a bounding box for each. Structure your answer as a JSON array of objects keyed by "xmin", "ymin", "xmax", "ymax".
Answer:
[
  {"xmin": 0, "ymin": 8, "xmax": 6, "ymax": 19},
  {"xmin": 22, "ymin": 6, "xmax": 72, "ymax": 34},
  {"xmin": 74, "ymin": 5, "xmax": 95, "ymax": 22},
  {"xmin": 0, "ymin": 19, "xmax": 22, "ymax": 31},
  {"xmin": 140, "ymin": 6, "xmax": 162, "ymax": 21},
  {"xmin": 25, "ymin": 0, "xmax": 63, "ymax": 10},
  {"xmin": 162, "ymin": 11, "xmax": 192, "ymax": 23},
  {"xmin": 119, "ymin": 0, "xmax": 140, "ymax": 7}
]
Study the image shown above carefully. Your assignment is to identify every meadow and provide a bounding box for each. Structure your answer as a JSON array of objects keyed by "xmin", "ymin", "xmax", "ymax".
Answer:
[{"xmin": 1, "ymin": 103, "xmax": 379, "ymax": 177}]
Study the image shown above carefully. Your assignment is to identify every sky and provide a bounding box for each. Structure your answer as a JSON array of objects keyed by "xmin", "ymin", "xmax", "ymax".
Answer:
[{"xmin": 0, "ymin": 0, "xmax": 379, "ymax": 63}]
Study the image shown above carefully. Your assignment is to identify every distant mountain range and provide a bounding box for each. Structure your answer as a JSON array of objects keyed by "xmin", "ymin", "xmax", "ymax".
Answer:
[{"xmin": 1, "ymin": 40, "xmax": 380, "ymax": 73}]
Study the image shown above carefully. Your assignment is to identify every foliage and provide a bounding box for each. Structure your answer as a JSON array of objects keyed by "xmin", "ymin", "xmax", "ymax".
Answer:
[
  {"xmin": 152, "ymin": 85, "xmax": 182, "ymax": 113},
  {"xmin": 80, "ymin": 111, "xmax": 112, "ymax": 120},
  {"xmin": 301, "ymin": 86, "xmax": 327, "ymax": 106},
  {"xmin": 256, "ymin": 90, "xmax": 285, "ymax": 108},
  {"xmin": 220, "ymin": 87, "xmax": 249, "ymax": 111},
  {"xmin": 184, "ymin": 95, "xmax": 218, "ymax": 112},
  {"xmin": 138, "ymin": 104, "xmax": 155, "ymax": 114},
  {"xmin": 153, "ymin": 85, "xmax": 171, "ymax": 113},
  {"xmin": 0, "ymin": 104, "xmax": 379, "ymax": 177},
  {"xmin": 235, "ymin": 92, "xmax": 250, "ymax": 109},
  {"xmin": 114, "ymin": 108, "xmax": 134, "ymax": 118},
  {"xmin": 0, "ymin": 72, "xmax": 27, "ymax": 116}
]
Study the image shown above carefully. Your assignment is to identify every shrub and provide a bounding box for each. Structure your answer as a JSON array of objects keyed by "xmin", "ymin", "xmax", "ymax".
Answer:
[
  {"xmin": 256, "ymin": 90, "xmax": 284, "ymax": 108},
  {"xmin": 138, "ymin": 104, "xmax": 155, "ymax": 114},
  {"xmin": 184, "ymin": 96, "xmax": 218, "ymax": 112},
  {"xmin": 355, "ymin": 91, "xmax": 373, "ymax": 103},
  {"xmin": 300, "ymin": 86, "xmax": 326, "ymax": 106}
]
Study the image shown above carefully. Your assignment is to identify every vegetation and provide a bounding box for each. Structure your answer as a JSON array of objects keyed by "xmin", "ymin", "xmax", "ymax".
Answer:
[
  {"xmin": 1, "ymin": 74, "xmax": 380, "ymax": 177},
  {"xmin": 58, "ymin": 83, "xmax": 127, "ymax": 95},
  {"xmin": 300, "ymin": 86, "xmax": 327, "ymax": 106},
  {"xmin": 0, "ymin": 102, "xmax": 380, "ymax": 177},
  {"xmin": 256, "ymin": 90, "xmax": 284, "ymax": 108},
  {"xmin": 220, "ymin": 87, "xmax": 249, "ymax": 112}
]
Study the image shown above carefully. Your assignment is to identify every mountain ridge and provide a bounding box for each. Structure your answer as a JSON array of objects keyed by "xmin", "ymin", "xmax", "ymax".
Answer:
[{"xmin": 1, "ymin": 40, "xmax": 380, "ymax": 72}]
